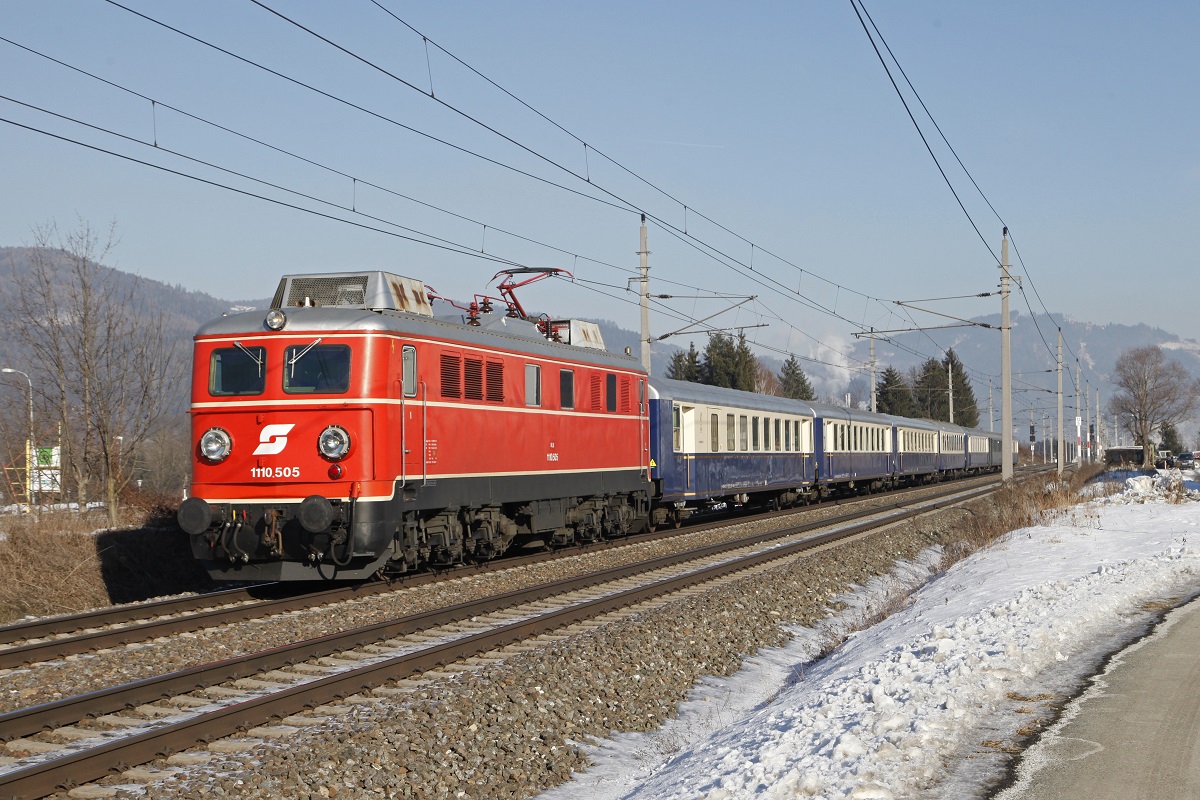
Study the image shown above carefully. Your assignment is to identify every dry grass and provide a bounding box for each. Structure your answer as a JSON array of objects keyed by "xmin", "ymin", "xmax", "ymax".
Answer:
[
  {"xmin": 937, "ymin": 465, "xmax": 1105, "ymax": 570},
  {"xmin": 0, "ymin": 524, "xmax": 110, "ymax": 620},
  {"xmin": 0, "ymin": 507, "xmax": 212, "ymax": 624}
]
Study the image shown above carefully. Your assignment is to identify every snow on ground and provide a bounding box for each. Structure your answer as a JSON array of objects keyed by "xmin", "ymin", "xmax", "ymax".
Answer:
[{"xmin": 537, "ymin": 471, "xmax": 1200, "ymax": 800}]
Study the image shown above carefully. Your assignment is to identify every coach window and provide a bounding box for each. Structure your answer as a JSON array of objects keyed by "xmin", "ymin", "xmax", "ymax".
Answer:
[
  {"xmin": 672, "ymin": 404, "xmax": 682, "ymax": 451},
  {"xmin": 763, "ymin": 417, "xmax": 771, "ymax": 451},
  {"xmin": 752, "ymin": 417, "xmax": 760, "ymax": 451},
  {"xmin": 401, "ymin": 345, "xmax": 417, "ymax": 397},
  {"xmin": 284, "ymin": 343, "xmax": 350, "ymax": 394},
  {"xmin": 727, "ymin": 413, "xmax": 736, "ymax": 451},
  {"xmin": 775, "ymin": 419, "xmax": 782, "ymax": 451},
  {"xmin": 210, "ymin": 345, "xmax": 266, "ymax": 396},
  {"xmin": 560, "ymin": 369, "xmax": 575, "ymax": 409},
  {"xmin": 525, "ymin": 364, "xmax": 542, "ymax": 407},
  {"xmin": 739, "ymin": 415, "xmax": 748, "ymax": 451},
  {"xmin": 710, "ymin": 414, "xmax": 719, "ymax": 452}
]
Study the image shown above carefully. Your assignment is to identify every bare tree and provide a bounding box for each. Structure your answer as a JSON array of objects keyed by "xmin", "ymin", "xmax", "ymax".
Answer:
[
  {"xmin": 10, "ymin": 220, "xmax": 183, "ymax": 524},
  {"xmin": 1107, "ymin": 345, "xmax": 1200, "ymax": 467},
  {"xmin": 755, "ymin": 362, "xmax": 781, "ymax": 396}
]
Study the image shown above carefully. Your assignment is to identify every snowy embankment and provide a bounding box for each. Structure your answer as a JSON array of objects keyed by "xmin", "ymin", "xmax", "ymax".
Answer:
[{"xmin": 538, "ymin": 472, "xmax": 1200, "ymax": 800}]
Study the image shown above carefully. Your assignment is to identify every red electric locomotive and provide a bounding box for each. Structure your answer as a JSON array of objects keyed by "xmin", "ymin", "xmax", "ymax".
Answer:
[{"xmin": 177, "ymin": 269, "xmax": 652, "ymax": 581}]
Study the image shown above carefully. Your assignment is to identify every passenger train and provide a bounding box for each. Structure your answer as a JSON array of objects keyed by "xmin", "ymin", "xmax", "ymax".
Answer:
[{"xmin": 177, "ymin": 269, "xmax": 1010, "ymax": 582}]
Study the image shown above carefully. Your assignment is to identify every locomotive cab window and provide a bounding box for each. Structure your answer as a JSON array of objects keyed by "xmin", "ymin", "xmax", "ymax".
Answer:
[
  {"xmin": 283, "ymin": 343, "xmax": 350, "ymax": 394},
  {"xmin": 210, "ymin": 345, "xmax": 266, "ymax": 396}
]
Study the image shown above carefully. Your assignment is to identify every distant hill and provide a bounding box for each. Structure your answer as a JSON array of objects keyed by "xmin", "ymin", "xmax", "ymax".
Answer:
[
  {"xmin": 851, "ymin": 309, "xmax": 1200, "ymax": 445},
  {"xmin": 0, "ymin": 247, "xmax": 270, "ymax": 418},
  {"xmin": 3, "ymin": 247, "xmax": 1195, "ymax": 444}
]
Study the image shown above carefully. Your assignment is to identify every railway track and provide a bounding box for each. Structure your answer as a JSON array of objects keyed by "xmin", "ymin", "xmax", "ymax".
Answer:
[
  {"xmin": 0, "ymin": 477, "xmax": 1005, "ymax": 799},
  {"xmin": 0, "ymin": 473, "xmax": 1010, "ymax": 671}
]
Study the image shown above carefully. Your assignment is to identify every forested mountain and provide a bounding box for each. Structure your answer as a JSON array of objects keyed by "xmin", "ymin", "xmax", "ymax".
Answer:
[{"xmin": 4, "ymin": 244, "xmax": 1195, "ymax": 431}]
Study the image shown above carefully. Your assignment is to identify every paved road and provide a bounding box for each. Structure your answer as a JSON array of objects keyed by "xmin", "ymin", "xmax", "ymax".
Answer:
[{"xmin": 996, "ymin": 596, "xmax": 1200, "ymax": 799}]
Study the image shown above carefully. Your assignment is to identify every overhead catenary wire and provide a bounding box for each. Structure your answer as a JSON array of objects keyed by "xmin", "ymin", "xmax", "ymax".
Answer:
[
  {"xmin": 0, "ymin": 35, "xmax": 644, "ymax": 282},
  {"xmin": 854, "ymin": 1, "xmax": 1087, "ymax": 383},
  {"xmin": 1, "ymin": 50, "xmax": 888, "ymax": 383},
  {"xmin": 18, "ymin": 4, "xmax": 1082, "ymax": 405},
  {"xmin": 0, "ymin": 113, "xmax": 526, "ymax": 267},
  {"xmin": 850, "ymin": 0, "xmax": 1091, "ymax": 394},
  {"xmin": 92, "ymin": 0, "xmax": 1029, "ymax": 396},
  {"xmin": 118, "ymin": 0, "xmax": 937, "ymax": 347}
]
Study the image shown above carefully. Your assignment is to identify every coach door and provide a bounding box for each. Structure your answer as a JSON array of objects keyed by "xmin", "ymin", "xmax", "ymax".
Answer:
[
  {"xmin": 399, "ymin": 344, "xmax": 426, "ymax": 484},
  {"xmin": 673, "ymin": 403, "xmax": 697, "ymax": 491}
]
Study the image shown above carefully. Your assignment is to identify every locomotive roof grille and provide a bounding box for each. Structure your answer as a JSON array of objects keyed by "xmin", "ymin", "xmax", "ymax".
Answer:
[{"xmin": 271, "ymin": 271, "xmax": 433, "ymax": 316}]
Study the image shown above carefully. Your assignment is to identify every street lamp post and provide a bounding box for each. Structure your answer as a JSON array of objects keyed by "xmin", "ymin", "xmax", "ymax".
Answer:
[
  {"xmin": 114, "ymin": 435, "xmax": 123, "ymax": 520},
  {"xmin": 1, "ymin": 368, "xmax": 34, "ymax": 509}
]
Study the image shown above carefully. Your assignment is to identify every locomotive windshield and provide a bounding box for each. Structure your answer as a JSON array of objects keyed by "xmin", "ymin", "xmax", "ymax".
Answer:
[
  {"xmin": 284, "ymin": 343, "xmax": 351, "ymax": 394},
  {"xmin": 209, "ymin": 345, "xmax": 266, "ymax": 396}
]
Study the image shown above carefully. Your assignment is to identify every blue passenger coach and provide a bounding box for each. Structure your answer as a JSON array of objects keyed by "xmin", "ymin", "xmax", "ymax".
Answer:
[
  {"xmin": 648, "ymin": 377, "xmax": 1006, "ymax": 527},
  {"xmin": 811, "ymin": 403, "xmax": 898, "ymax": 491},
  {"xmin": 648, "ymin": 378, "xmax": 817, "ymax": 526}
]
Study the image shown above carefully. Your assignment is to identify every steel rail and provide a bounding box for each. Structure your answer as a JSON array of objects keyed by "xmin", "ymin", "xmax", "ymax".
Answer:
[
  {"xmin": 0, "ymin": 472, "xmax": 1007, "ymax": 669},
  {"xmin": 0, "ymin": 481, "xmax": 986, "ymax": 742},
  {"xmin": 0, "ymin": 480, "xmax": 1001, "ymax": 799}
]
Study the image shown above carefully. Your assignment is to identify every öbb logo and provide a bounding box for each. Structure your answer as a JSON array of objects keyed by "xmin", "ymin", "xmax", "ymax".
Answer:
[{"xmin": 253, "ymin": 423, "xmax": 296, "ymax": 456}]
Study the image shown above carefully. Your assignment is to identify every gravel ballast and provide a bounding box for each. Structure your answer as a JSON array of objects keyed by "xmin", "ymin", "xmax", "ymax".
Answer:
[{"xmin": 65, "ymin": 491, "xmax": 1006, "ymax": 800}]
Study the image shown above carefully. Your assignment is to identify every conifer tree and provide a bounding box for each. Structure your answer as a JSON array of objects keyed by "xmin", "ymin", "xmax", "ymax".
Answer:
[
  {"xmin": 913, "ymin": 357, "xmax": 949, "ymax": 421},
  {"xmin": 699, "ymin": 332, "xmax": 760, "ymax": 392},
  {"xmin": 731, "ymin": 332, "xmax": 758, "ymax": 392},
  {"xmin": 943, "ymin": 349, "xmax": 980, "ymax": 426},
  {"xmin": 701, "ymin": 333, "xmax": 738, "ymax": 388},
  {"xmin": 666, "ymin": 342, "xmax": 702, "ymax": 382},
  {"xmin": 875, "ymin": 365, "xmax": 915, "ymax": 417},
  {"xmin": 1159, "ymin": 421, "xmax": 1184, "ymax": 455},
  {"xmin": 779, "ymin": 355, "xmax": 816, "ymax": 401}
]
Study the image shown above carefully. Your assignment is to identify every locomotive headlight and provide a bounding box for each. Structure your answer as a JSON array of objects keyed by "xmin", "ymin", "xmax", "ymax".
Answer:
[
  {"xmin": 264, "ymin": 309, "xmax": 287, "ymax": 331},
  {"xmin": 318, "ymin": 425, "xmax": 351, "ymax": 460},
  {"xmin": 199, "ymin": 427, "xmax": 233, "ymax": 463}
]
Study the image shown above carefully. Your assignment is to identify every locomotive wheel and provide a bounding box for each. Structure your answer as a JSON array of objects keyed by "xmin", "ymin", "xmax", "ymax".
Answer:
[{"xmin": 671, "ymin": 509, "xmax": 682, "ymax": 529}]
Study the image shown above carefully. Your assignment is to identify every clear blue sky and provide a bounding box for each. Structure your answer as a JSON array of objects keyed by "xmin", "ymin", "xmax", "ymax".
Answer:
[{"xmin": 2, "ymin": 1, "xmax": 1197, "ymax": 391}]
